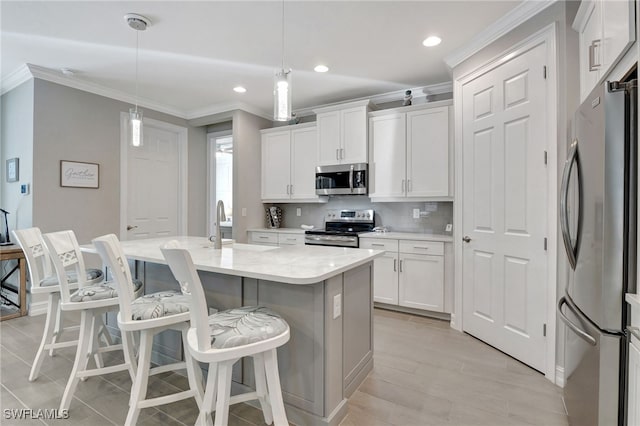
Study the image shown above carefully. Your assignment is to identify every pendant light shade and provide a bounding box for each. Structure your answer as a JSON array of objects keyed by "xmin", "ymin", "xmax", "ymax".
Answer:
[
  {"xmin": 125, "ymin": 13, "xmax": 150, "ymax": 147},
  {"xmin": 274, "ymin": 69, "xmax": 292, "ymax": 121},
  {"xmin": 274, "ymin": 0, "xmax": 292, "ymax": 121}
]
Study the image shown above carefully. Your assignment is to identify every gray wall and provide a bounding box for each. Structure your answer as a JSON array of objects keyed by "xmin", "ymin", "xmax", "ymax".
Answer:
[
  {"xmin": 232, "ymin": 110, "xmax": 271, "ymax": 242},
  {"xmin": 1, "ymin": 80, "xmax": 35, "ymax": 232},
  {"xmin": 451, "ymin": 0, "xmax": 581, "ymax": 376},
  {"xmin": 30, "ymin": 79, "xmax": 207, "ymax": 244}
]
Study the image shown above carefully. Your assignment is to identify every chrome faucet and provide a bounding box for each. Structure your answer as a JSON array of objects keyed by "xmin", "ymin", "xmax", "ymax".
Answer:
[{"xmin": 213, "ymin": 200, "xmax": 227, "ymax": 249}]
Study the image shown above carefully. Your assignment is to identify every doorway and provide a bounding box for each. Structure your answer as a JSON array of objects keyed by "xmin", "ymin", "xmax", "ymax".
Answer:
[{"xmin": 207, "ymin": 132, "xmax": 233, "ymax": 239}]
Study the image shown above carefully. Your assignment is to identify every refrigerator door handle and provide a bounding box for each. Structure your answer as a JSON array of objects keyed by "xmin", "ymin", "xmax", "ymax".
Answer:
[
  {"xmin": 558, "ymin": 296, "xmax": 597, "ymax": 346},
  {"xmin": 560, "ymin": 139, "xmax": 580, "ymax": 270}
]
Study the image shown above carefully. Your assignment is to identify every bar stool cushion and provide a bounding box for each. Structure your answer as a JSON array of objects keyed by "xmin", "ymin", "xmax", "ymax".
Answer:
[
  {"xmin": 130, "ymin": 291, "xmax": 191, "ymax": 320},
  {"xmin": 40, "ymin": 268, "xmax": 104, "ymax": 287},
  {"xmin": 69, "ymin": 279, "xmax": 142, "ymax": 302},
  {"xmin": 208, "ymin": 306, "xmax": 288, "ymax": 349}
]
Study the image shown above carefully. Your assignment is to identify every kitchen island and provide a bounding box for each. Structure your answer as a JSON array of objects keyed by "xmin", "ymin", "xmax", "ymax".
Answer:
[{"xmin": 93, "ymin": 236, "xmax": 382, "ymax": 426}]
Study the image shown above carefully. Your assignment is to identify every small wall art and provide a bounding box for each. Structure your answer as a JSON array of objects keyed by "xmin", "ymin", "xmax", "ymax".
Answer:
[
  {"xmin": 6, "ymin": 158, "xmax": 19, "ymax": 182},
  {"xmin": 60, "ymin": 160, "xmax": 99, "ymax": 188}
]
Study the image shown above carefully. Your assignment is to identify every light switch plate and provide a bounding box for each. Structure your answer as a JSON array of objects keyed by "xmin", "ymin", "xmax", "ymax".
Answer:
[
  {"xmin": 241, "ymin": 208, "xmax": 247, "ymax": 217},
  {"xmin": 445, "ymin": 223, "xmax": 453, "ymax": 232},
  {"xmin": 296, "ymin": 208, "xmax": 301, "ymax": 216},
  {"xmin": 413, "ymin": 208, "xmax": 420, "ymax": 219}
]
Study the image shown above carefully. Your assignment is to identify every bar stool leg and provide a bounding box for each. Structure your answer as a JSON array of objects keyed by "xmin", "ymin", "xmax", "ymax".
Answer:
[
  {"xmin": 198, "ymin": 365, "xmax": 218, "ymax": 426},
  {"xmin": 253, "ymin": 353, "xmax": 273, "ymax": 425},
  {"xmin": 29, "ymin": 293, "xmax": 58, "ymax": 381},
  {"xmin": 264, "ymin": 349, "xmax": 288, "ymax": 426},
  {"xmin": 121, "ymin": 330, "xmax": 137, "ymax": 382},
  {"xmin": 60, "ymin": 310, "xmax": 93, "ymax": 411},
  {"xmin": 213, "ymin": 360, "xmax": 234, "ymax": 426},
  {"xmin": 49, "ymin": 296, "xmax": 63, "ymax": 356},
  {"xmin": 126, "ymin": 330, "xmax": 153, "ymax": 424},
  {"xmin": 182, "ymin": 327, "xmax": 204, "ymax": 410}
]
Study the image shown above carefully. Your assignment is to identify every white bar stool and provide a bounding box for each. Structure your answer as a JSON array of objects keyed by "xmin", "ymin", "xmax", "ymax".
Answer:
[
  {"xmin": 161, "ymin": 245, "xmax": 290, "ymax": 426},
  {"xmin": 93, "ymin": 234, "xmax": 204, "ymax": 426},
  {"xmin": 42, "ymin": 230, "xmax": 137, "ymax": 412},
  {"xmin": 12, "ymin": 227, "xmax": 104, "ymax": 381}
]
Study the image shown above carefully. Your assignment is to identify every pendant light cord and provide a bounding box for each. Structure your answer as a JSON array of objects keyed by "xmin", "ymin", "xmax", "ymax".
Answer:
[
  {"xmin": 281, "ymin": 0, "xmax": 285, "ymax": 70},
  {"xmin": 135, "ymin": 29, "xmax": 140, "ymax": 113}
]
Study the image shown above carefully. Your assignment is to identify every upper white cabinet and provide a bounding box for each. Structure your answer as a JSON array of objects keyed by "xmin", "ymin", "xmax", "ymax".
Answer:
[
  {"xmin": 369, "ymin": 102, "xmax": 452, "ymax": 201},
  {"xmin": 314, "ymin": 100, "xmax": 371, "ymax": 166},
  {"xmin": 261, "ymin": 123, "xmax": 323, "ymax": 203},
  {"xmin": 573, "ymin": 0, "xmax": 635, "ymax": 101}
]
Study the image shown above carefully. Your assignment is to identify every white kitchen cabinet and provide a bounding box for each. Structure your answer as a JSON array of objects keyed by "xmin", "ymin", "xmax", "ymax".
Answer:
[
  {"xmin": 361, "ymin": 237, "xmax": 445, "ymax": 313},
  {"xmin": 314, "ymin": 100, "xmax": 371, "ymax": 166},
  {"xmin": 369, "ymin": 102, "xmax": 452, "ymax": 201},
  {"xmin": 248, "ymin": 229, "xmax": 305, "ymax": 247},
  {"xmin": 261, "ymin": 124, "xmax": 323, "ymax": 203},
  {"xmin": 573, "ymin": 0, "xmax": 635, "ymax": 102},
  {"xmin": 629, "ymin": 335, "xmax": 639, "ymax": 426}
]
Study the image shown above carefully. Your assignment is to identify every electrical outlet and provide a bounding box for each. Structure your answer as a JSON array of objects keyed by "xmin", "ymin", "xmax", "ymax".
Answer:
[
  {"xmin": 413, "ymin": 208, "xmax": 420, "ymax": 219},
  {"xmin": 296, "ymin": 208, "xmax": 301, "ymax": 217},
  {"xmin": 241, "ymin": 208, "xmax": 247, "ymax": 217},
  {"xmin": 333, "ymin": 294, "xmax": 342, "ymax": 319},
  {"xmin": 445, "ymin": 223, "xmax": 453, "ymax": 232}
]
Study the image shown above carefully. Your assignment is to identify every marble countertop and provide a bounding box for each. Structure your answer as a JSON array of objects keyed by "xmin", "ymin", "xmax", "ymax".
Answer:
[
  {"xmin": 247, "ymin": 228, "xmax": 309, "ymax": 234},
  {"xmin": 84, "ymin": 236, "xmax": 382, "ymax": 285},
  {"xmin": 627, "ymin": 293, "xmax": 640, "ymax": 310},
  {"xmin": 359, "ymin": 232, "xmax": 453, "ymax": 242}
]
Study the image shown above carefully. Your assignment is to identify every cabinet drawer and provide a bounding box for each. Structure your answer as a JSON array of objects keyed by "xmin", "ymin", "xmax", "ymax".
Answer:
[
  {"xmin": 360, "ymin": 239, "xmax": 398, "ymax": 252},
  {"xmin": 249, "ymin": 232, "xmax": 278, "ymax": 245},
  {"xmin": 278, "ymin": 233, "xmax": 305, "ymax": 245},
  {"xmin": 399, "ymin": 240, "xmax": 443, "ymax": 256}
]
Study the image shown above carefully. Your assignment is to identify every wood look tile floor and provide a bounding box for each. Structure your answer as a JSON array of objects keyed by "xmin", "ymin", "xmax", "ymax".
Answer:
[{"xmin": 0, "ymin": 309, "xmax": 567, "ymax": 426}]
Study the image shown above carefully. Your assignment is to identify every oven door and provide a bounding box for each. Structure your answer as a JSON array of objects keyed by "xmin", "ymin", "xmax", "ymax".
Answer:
[{"xmin": 304, "ymin": 234, "xmax": 359, "ymax": 248}]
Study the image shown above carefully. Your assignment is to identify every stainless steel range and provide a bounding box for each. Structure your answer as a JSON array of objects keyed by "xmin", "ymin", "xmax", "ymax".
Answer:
[{"xmin": 304, "ymin": 209, "xmax": 374, "ymax": 248}]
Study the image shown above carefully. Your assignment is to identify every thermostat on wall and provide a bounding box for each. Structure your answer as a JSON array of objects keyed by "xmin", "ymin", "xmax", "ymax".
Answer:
[{"xmin": 20, "ymin": 183, "xmax": 30, "ymax": 195}]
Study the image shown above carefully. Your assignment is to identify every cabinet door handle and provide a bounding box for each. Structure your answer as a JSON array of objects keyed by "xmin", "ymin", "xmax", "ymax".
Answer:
[
  {"xmin": 336, "ymin": 149, "xmax": 339, "ymax": 160},
  {"xmin": 371, "ymin": 243, "xmax": 385, "ymax": 247},
  {"xmin": 393, "ymin": 259, "xmax": 397, "ymax": 272},
  {"xmin": 290, "ymin": 184, "xmax": 294, "ymax": 195},
  {"xmin": 401, "ymin": 179, "xmax": 405, "ymax": 193},
  {"xmin": 588, "ymin": 39, "xmax": 602, "ymax": 71},
  {"xmin": 340, "ymin": 148, "xmax": 344, "ymax": 159},
  {"xmin": 286, "ymin": 184, "xmax": 290, "ymax": 195},
  {"xmin": 414, "ymin": 246, "xmax": 429, "ymax": 250},
  {"xmin": 399, "ymin": 260, "xmax": 403, "ymax": 272},
  {"xmin": 408, "ymin": 179, "xmax": 412, "ymax": 192},
  {"xmin": 259, "ymin": 236, "xmax": 269, "ymax": 239}
]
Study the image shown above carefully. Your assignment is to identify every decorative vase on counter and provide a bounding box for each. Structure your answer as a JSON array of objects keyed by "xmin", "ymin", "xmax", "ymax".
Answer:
[{"xmin": 266, "ymin": 206, "xmax": 282, "ymax": 228}]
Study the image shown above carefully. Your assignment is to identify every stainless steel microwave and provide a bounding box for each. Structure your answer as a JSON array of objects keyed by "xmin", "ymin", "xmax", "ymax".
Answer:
[{"xmin": 315, "ymin": 163, "xmax": 367, "ymax": 195}]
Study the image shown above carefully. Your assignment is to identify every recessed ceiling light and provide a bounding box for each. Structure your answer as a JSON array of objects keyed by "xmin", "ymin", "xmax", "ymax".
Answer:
[
  {"xmin": 233, "ymin": 86, "xmax": 247, "ymax": 93},
  {"xmin": 422, "ymin": 36, "xmax": 442, "ymax": 47},
  {"xmin": 314, "ymin": 65, "xmax": 329, "ymax": 73}
]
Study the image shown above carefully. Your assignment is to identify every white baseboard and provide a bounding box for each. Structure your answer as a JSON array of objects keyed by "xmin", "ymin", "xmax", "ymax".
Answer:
[
  {"xmin": 555, "ymin": 365, "xmax": 565, "ymax": 388},
  {"xmin": 28, "ymin": 301, "xmax": 48, "ymax": 316}
]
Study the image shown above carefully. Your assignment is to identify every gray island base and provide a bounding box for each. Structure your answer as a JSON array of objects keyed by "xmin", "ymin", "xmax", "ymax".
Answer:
[{"xmin": 96, "ymin": 237, "xmax": 382, "ymax": 426}]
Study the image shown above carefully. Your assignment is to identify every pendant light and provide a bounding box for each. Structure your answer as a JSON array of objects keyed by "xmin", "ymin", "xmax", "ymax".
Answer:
[
  {"xmin": 125, "ymin": 13, "xmax": 150, "ymax": 147},
  {"xmin": 274, "ymin": 0, "xmax": 292, "ymax": 121}
]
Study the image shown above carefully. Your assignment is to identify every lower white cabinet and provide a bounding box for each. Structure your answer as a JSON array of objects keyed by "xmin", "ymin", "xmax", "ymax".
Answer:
[
  {"xmin": 629, "ymin": 334, "xmax": 639, "ymax": 426},
  {"xmin": 248, "ymin": 230, "xmax": 304, "ymax": 247},
  {"xmin": 361, "ymin": 238, "xmax": 445, "ymax": 313}
]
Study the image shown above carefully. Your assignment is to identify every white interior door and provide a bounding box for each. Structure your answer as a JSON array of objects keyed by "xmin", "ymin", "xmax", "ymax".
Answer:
[
  {"xmin": 125, "ymin": 121, "xmax": 182, "ymax": 240},
  {"xmin": 461, "ymin": 42, "xmax": 548, "ymax": 372}
]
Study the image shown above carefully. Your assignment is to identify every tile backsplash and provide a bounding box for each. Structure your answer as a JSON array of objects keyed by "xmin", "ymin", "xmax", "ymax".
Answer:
[{"xmin": 268, "ymin": 197, "xmax": 453, "ymax": 234}]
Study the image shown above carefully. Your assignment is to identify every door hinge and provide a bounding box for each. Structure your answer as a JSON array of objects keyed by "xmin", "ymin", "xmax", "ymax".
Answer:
[
  {"xmin": 544, "ymin": 237, "xmax": 548, "ymax": 251},
  {"xmin": 544, "ymin": 150, "xmax": 548, "ymax": 165},
  {"xmin": 543, "ymin": 65, "xmax": 547, "ymax": 79},
  {"xmin": 543, "ymin": 323, "xmax": 547, "ymax": 337}
]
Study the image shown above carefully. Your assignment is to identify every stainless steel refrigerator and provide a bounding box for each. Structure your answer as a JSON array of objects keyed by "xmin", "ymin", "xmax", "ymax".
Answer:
[{"xmin": 559, "ymin": 77, "xmax": 637, "ymax": 426}]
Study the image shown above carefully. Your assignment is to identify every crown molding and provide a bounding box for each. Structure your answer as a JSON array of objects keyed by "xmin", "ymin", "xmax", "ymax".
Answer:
[
  {"xmin": 444, "ymin": 0, "xmax": 557, "ymax": 69},
  {"xmin": 1, "ymin": 64, "xmax": 33, "ymax": 95},
  {"xmin": 185, "ymin": 101, "xmax": 272, "ymax": 122}
]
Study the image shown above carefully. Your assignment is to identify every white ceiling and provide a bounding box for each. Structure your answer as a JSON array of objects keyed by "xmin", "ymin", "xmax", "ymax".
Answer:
[{"xmin": 1, "ymin": 1, "xmax": 522, "ymax": 120}]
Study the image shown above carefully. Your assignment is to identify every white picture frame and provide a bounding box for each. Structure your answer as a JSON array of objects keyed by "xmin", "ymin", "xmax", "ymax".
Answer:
[{"xmin": 60, "ymin": 160, "xmax": 99, "ymax": 188}]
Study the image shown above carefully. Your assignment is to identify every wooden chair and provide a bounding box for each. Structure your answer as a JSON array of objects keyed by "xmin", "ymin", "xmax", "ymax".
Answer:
[
  {"xmin": 12, "ymin": 227, "xmax": 104, "ymax": 381},
  {"xmin": 161, "ymin": 245, "xmax": 290, "ymax": 426},
  {"xmin": 42, "ymin": 230, "xmax": 137, "ymax": 412},
  {"xmin": 92, "ymin": 234, "xmax": 204, "ymax": 425}
]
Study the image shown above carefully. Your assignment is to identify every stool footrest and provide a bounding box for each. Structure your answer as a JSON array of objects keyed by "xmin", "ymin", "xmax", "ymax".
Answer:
[
  {"xmin": 137, "ymin": 389, "xmax": 198, "ymax": 409},
  {"xmin": 149, "ymin": 361, "xmax": 186, "ymax": 376},
  {"xmin": 44, "ymin": 340, "xmax": 78, "ymax": 350},
  {"xmin": 230, "ymin": 391, "xmax": 259, "ymax": 405},
  {"xmin": 76, "ymin": 363, "xmax": 130, "ymax": 378},
  {"xmin": 94, "ymin": 343, "xmax": 123, "ymax": 354}
]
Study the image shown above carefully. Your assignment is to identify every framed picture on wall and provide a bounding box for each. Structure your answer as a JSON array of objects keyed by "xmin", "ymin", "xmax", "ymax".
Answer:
[
  {"xmin": 60, "ymin": 160, "xmax": 99, "ymax": 188},
  {"xmin": 6, "ymin": 158, "xmax": 19, "ymax": 182}
]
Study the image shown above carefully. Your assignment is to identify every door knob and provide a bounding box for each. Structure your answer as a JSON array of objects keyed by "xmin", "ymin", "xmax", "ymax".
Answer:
[
  {"xmin": 462, "ymin": 236, "xmax": 471, "ymax": 243},
  {"xmin": 127, "ymin": 225, "xmax": 138, "ymax": 231}
]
